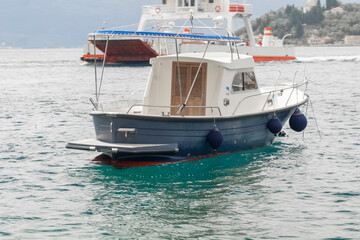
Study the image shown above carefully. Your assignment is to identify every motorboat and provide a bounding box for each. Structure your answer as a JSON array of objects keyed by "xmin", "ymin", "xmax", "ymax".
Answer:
[
  {"xmin": 81, "ymin": 0, "xmax": 296, "ymax": 64},
  {"xmin": 68, "ymin": 30, "xmax": 308, "ymax": 167}
]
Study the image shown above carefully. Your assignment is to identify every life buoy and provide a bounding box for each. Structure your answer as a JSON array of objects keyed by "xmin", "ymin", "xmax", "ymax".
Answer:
[
  {"xmin": 215, "ymin": 6, "xmax": 221, "ymax": 12},
  {"xmin": 155, "ymin": 8, "xmax": 161, "ymax": 14}
]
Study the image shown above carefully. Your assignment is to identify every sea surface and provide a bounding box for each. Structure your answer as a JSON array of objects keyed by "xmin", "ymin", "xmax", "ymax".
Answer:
[{"xmin": 0, "ymin": 47, "xmax": 359, "ymax": 239}]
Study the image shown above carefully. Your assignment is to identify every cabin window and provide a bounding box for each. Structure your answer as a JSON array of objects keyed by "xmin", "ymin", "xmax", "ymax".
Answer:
[
  {"xmin": 231, "ymin": 71, "xmax": 258, "ymax": 93},
  {"xmin": 244, "ymin": 72, "xmax": 257, "ymax": 90},
  {"xmin": 231, "ymin": 72, "xmax": 243, "ymax": 92},
  {"xmin": 209, "ymin": 0, "xmax": 214, "ymax": 3},
  {"xmin": 162, "ymin": 0, "xmax": 166, "ymax": 4},
  {"xmin": 185, "ymin": 0, "xmax": 189, "ymax": 6}
]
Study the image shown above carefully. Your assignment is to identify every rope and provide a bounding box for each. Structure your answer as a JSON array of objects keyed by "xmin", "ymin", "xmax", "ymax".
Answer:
[
  {"xmin": 309, "ymin": 98, "xmax": 322, "ymax": 140},
  {"xmin": 302, "ymin": 100, "xmax": 310, "ymax": 140},
  {"xmin": 175, "ymin": 18, "xmax": 190, "ymax": 36},
  {"xmin": 192, "ymin": 17, "xmax": 223, "ymax": 38}
]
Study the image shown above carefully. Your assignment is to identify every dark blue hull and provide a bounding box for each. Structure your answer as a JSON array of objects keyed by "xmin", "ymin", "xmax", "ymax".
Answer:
[{"xmin": 90, "ymin": 107, "xmax": 296, "ymax": 164}]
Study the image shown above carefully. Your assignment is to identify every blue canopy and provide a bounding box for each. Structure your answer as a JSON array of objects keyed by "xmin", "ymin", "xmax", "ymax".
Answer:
[{"xmin": 90, "ymin": 30, "xmax": 242, "ymax": 42}]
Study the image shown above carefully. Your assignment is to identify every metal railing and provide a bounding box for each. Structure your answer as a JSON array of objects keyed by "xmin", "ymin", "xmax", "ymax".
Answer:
[{"xmin": 232, "ymin": 81, "xmax": 308, "ymax": 115}]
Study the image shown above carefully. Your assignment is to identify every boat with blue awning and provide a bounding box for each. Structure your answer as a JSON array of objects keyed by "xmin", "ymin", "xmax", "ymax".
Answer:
[{"xmin": 68, "ymin": 30, "xmax": 308, "ymax": 168}]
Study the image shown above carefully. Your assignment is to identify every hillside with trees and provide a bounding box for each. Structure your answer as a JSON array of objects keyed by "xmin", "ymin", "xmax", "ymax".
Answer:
[{"xmin": 236, "ymin": 1, "xmax": 360, "ymax": 45}]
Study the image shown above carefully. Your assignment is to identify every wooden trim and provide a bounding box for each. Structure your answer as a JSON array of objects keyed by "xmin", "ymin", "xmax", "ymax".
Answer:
[{"xmin": 171, "ymin": 62, "xmax": 207, "ymax": 116}]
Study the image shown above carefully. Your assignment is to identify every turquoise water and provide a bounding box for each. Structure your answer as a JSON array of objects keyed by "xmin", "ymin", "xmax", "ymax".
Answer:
[{"xmin": 0, "ymin": 47, "xmax": 359, "ymax": 239}]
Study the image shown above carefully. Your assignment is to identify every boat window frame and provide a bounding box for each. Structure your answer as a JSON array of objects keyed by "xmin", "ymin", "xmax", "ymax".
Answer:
[
  {"xmin": 231, "ymin": 72, "xmax": 243, "ymax": 93},
  {"xmin": 243, "ymin": 71, "xmax": 258, "ymax": 91},
  {"xmin": 231, "ymin": 71, "xmax": 258, "ymax": 94}
]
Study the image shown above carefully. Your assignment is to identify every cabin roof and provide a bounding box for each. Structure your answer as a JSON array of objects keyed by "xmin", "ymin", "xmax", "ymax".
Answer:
[
  {"xmin": 150, "ymin": 52, "xmax": 254, "ymax": 70},
  {"xmin": 89, "ymin": 30, "xmax": 242, "ymax": 43}
]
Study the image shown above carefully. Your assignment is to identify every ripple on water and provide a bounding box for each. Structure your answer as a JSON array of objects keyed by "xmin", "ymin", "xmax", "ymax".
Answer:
[{"xmin": 0, "ymin": 48, "xmax": 359, "ymax": 238}]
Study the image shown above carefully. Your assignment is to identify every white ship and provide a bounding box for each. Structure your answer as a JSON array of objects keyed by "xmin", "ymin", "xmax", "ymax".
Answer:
[{"xmin": 82, "ymin": 0, "xmax": 295, "ymax": 63}]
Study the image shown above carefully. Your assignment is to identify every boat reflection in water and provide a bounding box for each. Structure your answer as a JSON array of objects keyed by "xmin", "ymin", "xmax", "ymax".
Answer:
[{"xmin": 91, "ymin": 152, "xmax": 229, "ymax": 169}]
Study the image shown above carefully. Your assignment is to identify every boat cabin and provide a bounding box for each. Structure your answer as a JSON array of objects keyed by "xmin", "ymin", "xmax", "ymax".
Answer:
[{"xmin": 142, "ymin": 52, "xmax": 259, "ymax": 117}]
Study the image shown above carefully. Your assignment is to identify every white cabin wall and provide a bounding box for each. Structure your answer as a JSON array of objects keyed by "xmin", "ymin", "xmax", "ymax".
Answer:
[
  {"xmin": 143, "ymin": 54, "xmax": 257, "ymax": 116},
  {"xmin": 219, "ymin": 68, "xmax": 263, "ymax": 116},
  {"xmin": 217, "ymin": 69, "xmax": 234, "ymax": 116},
  {"xmin": 143, "ymin": 68, "xmax": 154, "ymax": 105},
  {"xmin": 143, "ymin": 60, "xmax": 173, "ymax": 115},
  {"xmin": 144, "ymin": 58, "xmax": 225, "ymax": 116},
  {"xmin": 204, "ymin": 62, "xmax": 224, "ymax": 116}
]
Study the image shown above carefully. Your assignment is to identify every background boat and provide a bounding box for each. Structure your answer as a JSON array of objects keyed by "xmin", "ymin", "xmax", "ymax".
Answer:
[{"xmin": 82, "ymin": 0, "xmax": 296, "ymax": 64}]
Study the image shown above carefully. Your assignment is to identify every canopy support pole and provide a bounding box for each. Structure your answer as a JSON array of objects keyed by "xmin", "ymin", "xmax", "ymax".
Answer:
[
  {"xmin": 175, "ymin": 39, "xmax": 183, "ymax": 105},
  {"xmin": 93, "ymin": 36, "xmax": 98, "ymax": 110},
  {"xmin": 178, "ymin": 41, "xmax": 210, "ymax": 114},
  {"xmin": 97, "ymin": 35, "xmax": 109, "ymax": 102}
]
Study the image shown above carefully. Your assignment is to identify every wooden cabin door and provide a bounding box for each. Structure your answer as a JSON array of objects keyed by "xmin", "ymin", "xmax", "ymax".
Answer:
[{"xmin": 171, "ymin": 62, "xmax": 207, "ymax": 116}]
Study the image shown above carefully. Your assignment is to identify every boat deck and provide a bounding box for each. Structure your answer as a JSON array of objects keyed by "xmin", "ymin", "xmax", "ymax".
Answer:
[{"xmin": 66, "ymin": 139, "xmax": 179, "ymax": 154}]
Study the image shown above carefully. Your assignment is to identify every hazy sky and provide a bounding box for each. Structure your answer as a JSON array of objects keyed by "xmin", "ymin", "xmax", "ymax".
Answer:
[{"xmin": 0, "ymin": 0, "xmax": 358, "ymax": 48}]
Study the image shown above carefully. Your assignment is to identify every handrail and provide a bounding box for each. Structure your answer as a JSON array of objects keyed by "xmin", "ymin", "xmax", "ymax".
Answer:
[
  {"xmin": 126, "ymin": 104, "xmax": 222, "ymax": 116},
  {"xmin": 157, "ymin": 25, "xmax": 241, "ymax": 60},
  {"xmin": 158, "ymin": 25, "xmax": 236, "ymax": 40},
  {"xmin": 273, "ymin": 70, "xmax": 282, "ymax": 87},
  {"xmin": 293, "ymin": 71, "xmax": 306, "ymax": 85},
  {"xmin": 232, "ymin": 81, "xmax": 308, "ymax": 115}
]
